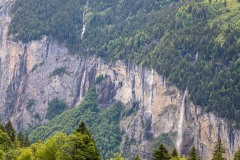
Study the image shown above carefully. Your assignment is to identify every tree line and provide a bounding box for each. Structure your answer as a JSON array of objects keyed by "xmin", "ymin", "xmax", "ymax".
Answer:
[{"xmin": 2, "ymin": 120, "xmax": 240, "ymax": 159}]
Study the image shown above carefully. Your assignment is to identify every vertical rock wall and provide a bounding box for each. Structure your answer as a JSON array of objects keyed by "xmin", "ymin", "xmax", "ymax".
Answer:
[{"xmin": 0, "ymin": 0, "xmax": 239, "ymax": 159}]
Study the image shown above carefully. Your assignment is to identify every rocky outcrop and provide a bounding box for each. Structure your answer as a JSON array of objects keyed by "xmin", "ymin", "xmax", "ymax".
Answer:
[{"xmin": 0, "ymin": 0, "xmax": 239, "ymax": 159}]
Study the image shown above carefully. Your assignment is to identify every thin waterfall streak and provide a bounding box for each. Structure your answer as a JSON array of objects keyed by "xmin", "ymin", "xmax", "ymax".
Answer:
[
  {"xmin": 176, "ymin": 89, "xmax": 187, "ymax": 154},
  {"xmin": 79, "ymin": 69, "xmax": 86, "ymax": 101},
  {"xmin": 81, "ymin": 1, "xmax": 88, "ymax": 39},
  {"xmin": 149, "ymin": 69, "xmax": 154, "ymax": 105}
]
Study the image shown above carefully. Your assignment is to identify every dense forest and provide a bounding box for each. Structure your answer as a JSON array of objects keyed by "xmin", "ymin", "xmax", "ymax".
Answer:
[
  {"xmin": 8, "ymin": 0, "xmax": 240, "ymax": 127},
  {"xmin": 26, "ymin": 76, "xmax": 123, "ymax": 159},
  {"xmin": 2, "ymin": 120, "xmax": 240, "ymax": 160}
]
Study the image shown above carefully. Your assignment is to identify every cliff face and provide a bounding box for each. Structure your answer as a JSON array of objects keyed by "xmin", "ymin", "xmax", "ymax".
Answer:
[{"xmin": 0, "ymin": 0, "xmax": 239, "ymax": 159}]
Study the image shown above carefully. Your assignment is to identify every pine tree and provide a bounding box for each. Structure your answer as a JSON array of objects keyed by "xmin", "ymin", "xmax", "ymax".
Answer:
[
  {"xmin": 75, "ymin": 121, "xmax": 91, "ymax": 136},
  {"xmin": 5, "ymin": 121, "xmax": 15, "ymax": 142},
  {"xmin": 234, "ymin": 147, "xmax": 240, "ymax": 160},
  {"xmin": 211, "ymin": 140, "xmax": 226, "ymax": 160},
  {"xmin": 152, "ymin": 144, "xmax": 171, "ymax": 160},
  {"xmin": 134, "ymin": 155, "xmax": 141, "ymax": 160},
  {"xmin": 17, "ymin": 131, "xmax": 24, "ymax": 147},
  {"xmin": 24, "ymin": 136, "xmax": 30, "ymax": 147},
  {"xmin": 171, "ymin": 147, "xmax": 179, "ymax": 158},
  {"xmin": 188, "ymin": 146, "xmax": 200, "ymax": 160},
  {"xmin": 73, "ymin": 122, "xmax": 100, "ymax": 159}
]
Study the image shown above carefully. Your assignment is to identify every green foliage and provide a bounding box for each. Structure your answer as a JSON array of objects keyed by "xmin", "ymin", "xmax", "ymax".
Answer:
[
  {"xmin": 28, "ymin": 80, "xmax": 123, "ymax": 159},
  {"xmin": 17, "ymin": 131, "xmax": 24, "ymax": 148},
  {"xmin": 234, "ymin": 147, "xmax": 240, "ymax": 160},
  {"xmin": 171, "ymin": 147, "xmax": 179, "ymax": 158},
  {"xmin": 8, "ymin": 127, "xmax": 100, "ymax": 160},
  {"xmin": 59, "ymin": 132, "xmax": 101, "ymax": 160},
  {"xmin": 8, "ymin": 0, "xmax": 85, "ymax": 52},
  {"xmin": 110, "ymin": 153, "xmax": 125, "ymax": 160},
  {"xmin": 46, "ymin": 98, "xmax": 67, "ymax": 120},
  {"xmin": 134, "ymin": 155, "xmax": 141, "ymax": 160},
  {"xmin": 211, "ymin": 140, "xmax": 226, "ymax": 160},
  {"xmin": 0, "ymin": 150, "xmax": 5, "ymax": 160},
  {"xmin": 0, "ymin": 125, "xmax": 5, "ymax": 132},
  {"xmin": 5, "ymin": 149, "xmax": 19, "ymax": 160},
  {"xmin": 33, "ymin": 113, "xmax": 41, "ymax": 120},
  {"xmin": 5, "ymin": 121, "xmax": 15, "ymax": 143},
  {"xmin": 50, "ymin": 67, "xmax": 68, "ymax": 77},
  {"xmin": 26, "ymin": 99, "xmax": 35, "ymax": 112},
  {"xmin": 188, "ymin": 146, "xmax": 200, "ymax": 160},
  {"xmin": 0, "ymin": 129, "xmax": 13, "ymax": 152},
  {"xmin": 94, "ymin": 75, "xmax": 105, "ymax": 85},
  {"xmin": 18, "ymin": 148, "xmax": 33, "ymax": 160},
  {"xmin": 75, "ymin": 121, "xmax": 91, "ymax": 136},
  {"xmin": 171, "ymin": 157, "xmax": 186, "ymax": 160},
  {"xmin": 8, "ymin": 0, "xmax": 240, "ymax": 125},
  {"xmin": 24, "ymin": 136, "xmax": 30, "ymax": 147},
  {"xmin": 152, "ymin": 144, "xmax": 171, "ymax": 160}
]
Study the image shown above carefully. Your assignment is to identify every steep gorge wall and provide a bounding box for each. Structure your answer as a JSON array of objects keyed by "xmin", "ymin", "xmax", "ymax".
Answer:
[{"xmin": 0, "ymin": 0, "xmax": 239, "ymax": 159}]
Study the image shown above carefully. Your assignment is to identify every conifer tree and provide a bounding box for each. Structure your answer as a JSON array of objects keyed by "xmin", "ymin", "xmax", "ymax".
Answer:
[
  {"xmin": 211, "ymin": 140, "xmax": 226, "ymax": 160},
  {"xmin": 171, "ymin": 147, "xmax": 179, "ymax": 158},
  {"xmin": 152, "ymin": 144, "xmax": 171, "ymax": 160},
  {"xmin": 5, "ymin": 121, "xmax": 15, "ymax": 142},
  {"xmin": 17, "ymin": 131, "xmax": 24, "ymax": 147},
  {"xmin": 188, "ymin": 146, "xmax": 200, "ymax": 160},
  {"xmin": 24, "ymin": 136, "xmax": 30, "ymax": 147},
  {"xmin": 75, "ymin": 121, "xmax": 91, "ymax": 136},
  {"xmin": 234, "ymin": 147, "xmax": 240, "ymax": 160},
  {"xmin": 71, "ymin": 122, "xmax": 100, "ymax": 159}
]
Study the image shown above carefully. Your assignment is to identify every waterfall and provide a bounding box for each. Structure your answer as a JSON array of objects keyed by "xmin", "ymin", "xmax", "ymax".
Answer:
[
  {"xmin": 195, "ymin": 52, "xmax": 199, "ymax": 62},
  {"xmin": 176, "ymin": 89, "xmax": 187, "ymax": 154},
  {"xmin": 149, "ymin": 68, "xmax": 154, "ymax": 105},
  {"xmin": 81, "ymin": 2, "xmax": 88, "ymax": 39},
  {"xmin": 79, "ymin": 69, "xmax": 86, "ymax": 101}
]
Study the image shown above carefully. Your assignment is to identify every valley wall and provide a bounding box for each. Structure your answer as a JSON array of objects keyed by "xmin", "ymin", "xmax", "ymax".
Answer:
[{"xmin": 0, "ymin": 0, "xmax": 239, "ymax": 159}]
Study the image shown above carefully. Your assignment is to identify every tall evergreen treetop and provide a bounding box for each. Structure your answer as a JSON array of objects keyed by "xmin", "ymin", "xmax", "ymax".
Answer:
[
  {"xmin": 188, "ymin": 146, "xmax": 200, "ymax": 160},
  {"xmin": 171, "ymin": 147, "xmax": 179, "ymax": 158},
  {"xmin": 75, "ymin": 121, "xmax": 91, "ymax": 136},
  {"xmin": 152, "ymin": 144, "xmax": 171, "ymax": 160},
  {"xmin": 24, "ymin": 136, "xmax": 30, "ymax": 147},
  {"xmin": 17, "ymin": 131, "xmax": 24, "ymax": 148},
  {"xmin": 5, "ymin": 121, "xmax": 15, "ymax": 142},
  {"xmin": 211, "ymin": 140, "xmax": 226, "ymax": 160}
]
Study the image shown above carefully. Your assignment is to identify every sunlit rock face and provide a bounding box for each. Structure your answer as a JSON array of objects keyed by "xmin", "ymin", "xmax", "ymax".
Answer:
[{"xmin": 0, "ymin": 0, "xmax": 239, "ymax": 159}]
